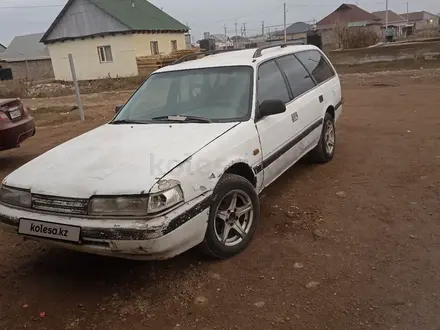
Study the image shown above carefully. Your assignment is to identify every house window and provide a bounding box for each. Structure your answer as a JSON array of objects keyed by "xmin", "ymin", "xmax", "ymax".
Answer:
[
  {"xmin": 171, "ymin": 40, "xmax": 178, "ymax": 52},
  {"xmin": 97, "ymin": 46, "xmax": 113, "ymax": 63},
  {"xmin": 150, "ymin": 41, "xmax": 159, "ymax": 55}
]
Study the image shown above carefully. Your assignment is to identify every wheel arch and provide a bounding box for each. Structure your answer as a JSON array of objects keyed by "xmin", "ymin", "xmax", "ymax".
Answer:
[
  {"xmin": 326, "ymin": 105, "xmax": 335, "ymax": 119},
  {"xmin": 223, "ymin": 162, "xmax": 257, "ymax": 188}
]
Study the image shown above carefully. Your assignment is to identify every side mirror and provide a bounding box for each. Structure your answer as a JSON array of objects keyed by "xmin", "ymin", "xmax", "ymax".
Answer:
[
  {"xmin": 115, "ymin": 105, "xmax": 123, "ymax": 113},
  {"xmin": 258, "ymin": 99, "xmax": 286, "ymax": 119}
]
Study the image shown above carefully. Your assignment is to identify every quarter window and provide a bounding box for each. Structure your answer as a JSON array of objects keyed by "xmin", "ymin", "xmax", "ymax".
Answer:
[
  {"xmin": 257, "ymin": 60, "xmax": 290, "ymax": 104},
  {"xmin": 295, "ymin": 50, "xmax": 335, "ymax": 84},
  {"xmin": 97, "ymin": 46, "xmax": 113, "ymax": 63},
  {"xmin": 276, "ymin": 55, "xmax": 316, "ymax": 98}
]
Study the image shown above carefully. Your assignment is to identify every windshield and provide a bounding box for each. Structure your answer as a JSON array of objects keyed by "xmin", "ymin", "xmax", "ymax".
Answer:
[{"xmin": 113, "ymin": 66, "xmax": 254, "ymax": 123}]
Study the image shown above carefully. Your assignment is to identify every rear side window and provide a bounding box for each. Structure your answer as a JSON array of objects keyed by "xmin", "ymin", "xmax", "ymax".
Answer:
[
  {"xmin": 276, "ymin": 55, "xmax": 316, "ymax": 98},
  {"xmin": 295, "ymin": 50, "xmax": 335, "ymax": 84},
  {"xmin": 257, "ymin": 60, "xmax": 290, "ymax": 104}
]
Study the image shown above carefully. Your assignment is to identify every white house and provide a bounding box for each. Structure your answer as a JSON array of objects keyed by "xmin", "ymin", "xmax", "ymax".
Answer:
[
  {"xmin": 210, "ymin": 34, "xmax": 233, "ymax": 49},
  {"xmin": 41, "ymin": 0, "xmax": 189, "ymax": 81}
]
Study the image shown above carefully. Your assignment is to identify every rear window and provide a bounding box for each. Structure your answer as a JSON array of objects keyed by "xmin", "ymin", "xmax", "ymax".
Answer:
[
  {"xmin": 276, "ymin": 55, "xmax": 316, "ymax": 98},
  {"xmin": 295, "ymin": 50, "xmax": 335, "ymax": 84}
]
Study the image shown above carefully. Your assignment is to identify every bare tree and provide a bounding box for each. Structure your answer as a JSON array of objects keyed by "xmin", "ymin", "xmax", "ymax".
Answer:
[
  {"xmin": 332, "ymin": 20, "xmax": 348, "ymax": 49},
  {"xmin": 332, "ymin": 20, "xmax": 379, "ymax": 49}
]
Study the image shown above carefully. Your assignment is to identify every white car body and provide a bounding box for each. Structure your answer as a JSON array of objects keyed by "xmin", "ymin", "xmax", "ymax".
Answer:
[{"xmin": 0, "ymin": 44, "xmax": 342, "ymax": 260}]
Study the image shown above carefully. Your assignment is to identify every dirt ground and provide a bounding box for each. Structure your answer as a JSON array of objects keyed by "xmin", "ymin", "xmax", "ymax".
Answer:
[{"xmin": 1, "ymin": 67, "xmax": 440, "ymax": 330}]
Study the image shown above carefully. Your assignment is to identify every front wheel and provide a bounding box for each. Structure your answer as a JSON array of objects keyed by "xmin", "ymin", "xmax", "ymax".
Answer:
[
  {"xmin": 200, "ymin": 174, "xmax": 260, "ymax": 259},
  {"xmin": 309, "ymin": 113, "xmax": 335, "ymax": 163}
]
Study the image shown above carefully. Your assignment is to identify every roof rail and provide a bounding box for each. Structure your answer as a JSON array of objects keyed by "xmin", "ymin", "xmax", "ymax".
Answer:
[
  {"xmin": 252, "ymin": 41, "xmax": 305, "ymax": 58},
  {"xmin": 172, "ymin": 48, "xmax": 245, "ymax": 65}
]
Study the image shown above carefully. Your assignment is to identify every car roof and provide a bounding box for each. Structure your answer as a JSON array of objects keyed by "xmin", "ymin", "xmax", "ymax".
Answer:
[{"xmin": 156, "ymin": 44, "xmax": 319, "ymax": 73}]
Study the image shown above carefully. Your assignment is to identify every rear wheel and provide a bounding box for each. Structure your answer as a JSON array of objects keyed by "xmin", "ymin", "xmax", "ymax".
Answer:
[
  {"xmin": 309, "ymin": 112, "xmax": 335, "ymax": 163},
  {"xmin": 200, "ymin": 174, "xmax": 260, "ymax": 259}
]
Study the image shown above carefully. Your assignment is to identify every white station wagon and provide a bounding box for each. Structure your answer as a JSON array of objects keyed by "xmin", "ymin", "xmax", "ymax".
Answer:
[{"xmin": 0, "ymin": 44, "xmax": 342, "ymax": 260}]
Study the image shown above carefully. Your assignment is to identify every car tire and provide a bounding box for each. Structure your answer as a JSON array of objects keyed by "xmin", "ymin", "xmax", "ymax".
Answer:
[
  {"xmin": 200, "ymin": 173, "xmax": 260, "ymax": 259},
  {"xmin": 309, "ymin": 112, "xmax": 335, "ymax": 163}
]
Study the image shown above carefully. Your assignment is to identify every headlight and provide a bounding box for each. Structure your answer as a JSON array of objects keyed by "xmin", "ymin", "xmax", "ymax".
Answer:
[
  {"xmin": 0, "ymin": 185, "xmax": 32, "ymax": 208},
  {"xmin": 147, "ymin": 186, "xmax": 184, "ymax": 214},
  {"xmin": 89, "ymin": 196, "xmax": 148, "ymax": 216},
  {"xmin": 88, "ymin": 186, "xmax": 184, "ymax": 216}
]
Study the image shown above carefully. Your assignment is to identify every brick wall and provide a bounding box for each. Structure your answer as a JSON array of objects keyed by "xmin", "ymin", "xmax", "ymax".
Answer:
[{"xmin": 0, "ymin": 59, "xmax": 54, "ymax": 81}]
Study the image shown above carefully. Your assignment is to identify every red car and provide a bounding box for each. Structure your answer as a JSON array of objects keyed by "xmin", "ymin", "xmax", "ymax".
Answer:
[{"xmin": 0, "ymin": 98, "xmax": 35, "ymax": 151}]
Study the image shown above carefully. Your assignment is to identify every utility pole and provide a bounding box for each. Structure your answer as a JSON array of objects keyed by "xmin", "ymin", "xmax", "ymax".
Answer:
[
  {"xmin": 242, "ymin": 23, "xmax": 247, "ymax": 38},
  {"xmin": 261, "ymin": 21, "xmax": 265, "ymax": 37},
  {"xmin": 283, "ymin": 3, "xmax": 288, "ymax": 43},
  {"xmin": 68, "ymin": 54, "xmax": 84, "ymax": 121},
  {"xmin": 406, "ymin": 2, "xmax": 409, "ymax": 23},
  {"xmin": 234, "ymin": 20, "xmax": 238, "ymax": 48},
  {"xmin": 25, "ymin": 58, "xmax": 29, "ymax": 80},
  {"xmin": 385, "ymin": 0, "xmax": 388, "ymax": 32},
  {"xmin": 224, "ymin": 24, "xmax": 227, "ymax": 40}
]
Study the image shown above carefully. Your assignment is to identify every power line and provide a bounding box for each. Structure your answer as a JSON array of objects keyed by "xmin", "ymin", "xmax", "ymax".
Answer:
[
  {"xmin": 0, "ymin": 0, "xmax": 147, "ymax": 10},
  {"xmin": 0, "ymin": 4, "xmax": 63, "ymax": 9},
  {"xmin": 211, "ymin": 4, "xmax": 284, "ymax": 23},
  {"xmin": 283, "ymin": 3, "xmax": 288, "ymax": 43}
]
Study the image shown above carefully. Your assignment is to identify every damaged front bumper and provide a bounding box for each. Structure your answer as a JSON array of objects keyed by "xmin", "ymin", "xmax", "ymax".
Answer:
[{"xmin": 0, "ymin": 193, "xmax": 211, "ymax": 260}]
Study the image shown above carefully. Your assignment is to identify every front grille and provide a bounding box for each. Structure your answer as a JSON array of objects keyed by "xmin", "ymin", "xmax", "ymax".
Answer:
[{"xmin": 32, "ymin": 194, "xmax": 89, "ymax": 215}]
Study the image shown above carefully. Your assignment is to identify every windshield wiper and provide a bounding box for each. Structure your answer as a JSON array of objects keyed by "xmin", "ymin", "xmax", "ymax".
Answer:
[
  {"xmin": 151, "ymin": 115, "xmax": 212, "ymax": 123},
  {"xmin": 111, "ymin": 119, "xmax": 150, "ymax": 125}
]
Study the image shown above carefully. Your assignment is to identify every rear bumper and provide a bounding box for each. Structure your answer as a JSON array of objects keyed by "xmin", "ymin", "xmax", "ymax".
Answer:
[
  {"xmin": 0, "ymin": 116, "xmax": 35, "ymax": 150},
  {"xmin": 0, "ymin": 193, "xmax": 211, "ymax": 260}
]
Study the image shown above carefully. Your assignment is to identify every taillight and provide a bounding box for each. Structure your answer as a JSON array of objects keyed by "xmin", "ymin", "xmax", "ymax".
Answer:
[{"xmin": 0, "ymin": 111, "xmax": 9, "ymax": 122}]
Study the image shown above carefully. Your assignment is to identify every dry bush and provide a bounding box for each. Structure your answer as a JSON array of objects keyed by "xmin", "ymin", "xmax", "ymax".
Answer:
[
  {"xmin": 0, "ymin": 80, "xmax": 28, "ymax": 98},
  {"xmin": 333, "ymin": 24, "xmax": 379, "ymax": 49},
  {"xmin": 409, "ymin": 26, "xmax": 440, "ymax": 39},
  {"xmin": 333, "ymin": 22, "xmax": 348, "ymax": 49},
  {"xmin": 345, "ymin": 28, "xmax": 379, "ymax": 49}
]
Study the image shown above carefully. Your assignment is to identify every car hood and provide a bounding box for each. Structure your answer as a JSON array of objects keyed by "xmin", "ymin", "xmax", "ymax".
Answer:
[{"xmin": 3, "ymin": 123, "xmax": 238, "ymax": 198}]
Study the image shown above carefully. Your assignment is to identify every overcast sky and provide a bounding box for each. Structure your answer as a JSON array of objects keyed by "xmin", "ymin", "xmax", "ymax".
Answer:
[{"xmin": 0, "ymin": 0, "xmax": 439, "ymax": 46}]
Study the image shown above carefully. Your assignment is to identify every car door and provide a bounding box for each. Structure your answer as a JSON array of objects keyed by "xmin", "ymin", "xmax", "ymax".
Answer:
[
  {"xmin": 275, "ymin": 55, "xmax": 324, "ymax": 156},
  {"xmin": 295, "ymin": 50, "xmax": 338, "ymax": 119},
  {"xmin": 255, "ymin": 56, "xmax": 318, "ymax": 188}
]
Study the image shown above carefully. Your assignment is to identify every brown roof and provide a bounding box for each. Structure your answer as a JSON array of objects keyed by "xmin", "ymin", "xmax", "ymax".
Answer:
[
  {"xmin": 399, "ymin": 11, "xmax": 430, "ymax": 22},
  {"xmin": 372, "ymin": 10, "xmax": 406, "ymax": 23},
  {"xmin": 317, "ymin": 3, "xmax": 381, "ymax": 27}
]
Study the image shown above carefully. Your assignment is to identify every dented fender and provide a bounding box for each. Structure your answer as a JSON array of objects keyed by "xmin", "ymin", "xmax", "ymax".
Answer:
[{"xmin": 155, "ymin": 121, "xmax": 263, "ymax": 202}]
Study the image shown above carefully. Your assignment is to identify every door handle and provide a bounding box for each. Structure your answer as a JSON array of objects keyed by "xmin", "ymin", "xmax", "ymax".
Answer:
[{"xmin": 319, "ymin": 95, "xmax": 324, "ymax": 103}]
